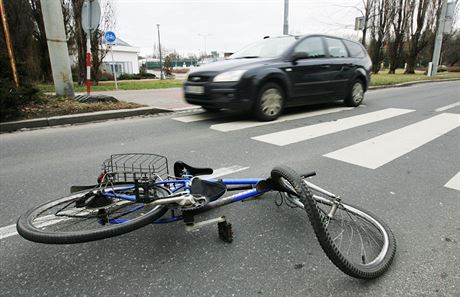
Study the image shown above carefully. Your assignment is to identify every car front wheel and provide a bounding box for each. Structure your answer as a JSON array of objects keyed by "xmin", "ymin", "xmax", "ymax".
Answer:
[
  {"xmin": 345, "ymin": 80, "xmax": 365, "ymax": 107},
  {"xmin": 254, "ymin": 83, "xmax": 285, "ymax": 121}
]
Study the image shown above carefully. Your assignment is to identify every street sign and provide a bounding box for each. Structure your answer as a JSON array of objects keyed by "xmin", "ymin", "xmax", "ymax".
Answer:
[
  {"xmin": 81, "ymin": 0, "xmax": 101, "ymax": 34},
  {"xmin": 104, "ymin": 31, "xmax": 117, "ymax": 45},
  {"xmin": 443, "ymin": 2, "xmax": 455, "ymax": 33},
  {"xmin": 355, "ymin": 17, "xmax": 364, "ymax": 31}
]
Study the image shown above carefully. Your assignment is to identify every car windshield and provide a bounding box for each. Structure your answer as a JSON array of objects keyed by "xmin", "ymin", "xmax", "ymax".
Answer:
[{"xmin": 229, "ymin": 36, "xmax": 298, "ymax": 59}]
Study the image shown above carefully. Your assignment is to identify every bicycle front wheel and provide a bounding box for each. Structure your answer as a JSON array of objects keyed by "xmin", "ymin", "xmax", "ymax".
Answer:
[
  {"xmin": 271, "ymin": 166, "xmax": 396, "ymax": 279},
  {"xmin": 17, "ymin": 184, "xmax": 169, "ymax": 244}
]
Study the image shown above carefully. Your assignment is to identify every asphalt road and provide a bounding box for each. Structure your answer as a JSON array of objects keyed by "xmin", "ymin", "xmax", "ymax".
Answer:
[{"xmin": 1, "ymin": 81, "xmax": 459, "ymax": 297}]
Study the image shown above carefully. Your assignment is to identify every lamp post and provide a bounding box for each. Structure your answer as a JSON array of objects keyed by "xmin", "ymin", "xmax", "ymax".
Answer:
[
  {"xmin": 283, "ymin": 0, "xmax": 289, "ymax": 35},
  {"xmin": 157, "ymin": 24, "xmax": 164, "ymax": 80},
  {"xmin": 198, "ymin": 33, "xmax": 212, "ymax": 57}
]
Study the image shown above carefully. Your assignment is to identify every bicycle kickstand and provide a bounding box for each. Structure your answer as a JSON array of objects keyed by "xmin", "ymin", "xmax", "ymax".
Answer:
[{"xmin": 184, "ymin": 215, "xmax": 234, "ymax": 243}]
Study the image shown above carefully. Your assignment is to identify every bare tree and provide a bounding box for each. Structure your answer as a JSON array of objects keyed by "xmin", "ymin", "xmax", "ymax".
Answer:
[
  {"xmin": 361, "ymin": 0, "xmax": 375, "ymax": 47},
  {"xmin": 368, "ymin": 0, "xmax": 394, "ymax": 73},
  {"xmin": 29, "ymin": 0, "xmax": 52, "ymax": 81},
  {"xmin": 387, "ymin": 0, "xmax": 411, "ymax": 74},
  {"xmin": 404, "ymin": 0, "xmax": 439, "ymax": 74}
]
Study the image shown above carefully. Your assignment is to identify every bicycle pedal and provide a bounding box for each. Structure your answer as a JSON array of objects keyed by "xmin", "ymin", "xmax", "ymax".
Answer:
[
  {"xmin": 185, "ymin": 216, "xmax": 226, "ymax": 232},
  {"xmin": 218, "ymin": 221, "xmax": 233, "ymax": 243}
]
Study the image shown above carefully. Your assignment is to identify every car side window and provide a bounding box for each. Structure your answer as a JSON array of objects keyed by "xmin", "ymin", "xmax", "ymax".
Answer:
[
  {"xmin": 294, "ymin": 37, "xmax": 326, "ymax": 59},
  {"xmin": 343, "ymin": 40, "xmax": 366, "ymax": 58},
  {"xmin": 324, "ymin": 37, "xmax": 349, "ymax": 58}
]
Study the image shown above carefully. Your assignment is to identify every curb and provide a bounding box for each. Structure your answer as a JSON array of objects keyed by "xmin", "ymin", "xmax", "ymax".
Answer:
[
  {"xmin": 0, "ymin": 106, "xmax": 172, "ymax": 133},
  {"xmin": 1, "ymin": 78, "xmax": 459, "ymax": 133},
  {"xmin": 369, "ymin": 78, "xmax": 460, "ymax": 90}
]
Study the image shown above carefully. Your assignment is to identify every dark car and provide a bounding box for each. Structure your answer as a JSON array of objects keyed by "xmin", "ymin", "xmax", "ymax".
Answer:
[{"xmin": 183, "ymin": 34, "xmax": 372, "ymax": 121}]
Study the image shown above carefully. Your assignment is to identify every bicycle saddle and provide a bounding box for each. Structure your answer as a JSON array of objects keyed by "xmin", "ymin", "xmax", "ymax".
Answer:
[
  {"xmin": 190, "ymin": 177, "xmax": 226, "ymax": 201},
  {"xmin": 174, "ymin": 161, "xmax": 213, "ymax": 177}
]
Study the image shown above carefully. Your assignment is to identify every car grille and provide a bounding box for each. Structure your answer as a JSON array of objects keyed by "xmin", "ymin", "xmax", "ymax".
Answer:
[{"xmin": 187, "ymin": 75, "xmax": 211, "ymax": 83}]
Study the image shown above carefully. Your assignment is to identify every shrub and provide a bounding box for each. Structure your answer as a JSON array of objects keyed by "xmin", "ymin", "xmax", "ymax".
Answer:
[
  {"xmin": 0, "ymin": 81, "xmax": 39, "ymax": 122},
  {"xmin": 99, "ymin": 71, "xmax": 114, "ymax": 81},
  {"xmin": 447, "ymin": 66, "xmax": 460, "ymax": 72},
  {"xmin": 172, "ymin": 69, "xmax": 190, "ymax": 74},
  {"xmin": 117, "ymin": 73, "xmax": 156, "ymax": 80}
]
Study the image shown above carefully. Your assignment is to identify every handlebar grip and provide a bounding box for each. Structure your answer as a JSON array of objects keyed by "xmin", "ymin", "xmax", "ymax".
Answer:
[{"xmin": 301, "ymin": 171, "xmax": 316, "ymax": 178}]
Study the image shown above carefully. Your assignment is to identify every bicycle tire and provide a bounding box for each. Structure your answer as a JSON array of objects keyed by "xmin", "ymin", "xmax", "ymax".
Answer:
[
  {"xmin": 17, "ymin": 184, "xmax": 169, "ymax": 244},
  {"xmin": 270, "ymin": 166, "xmax": 396, "ymax": 279}
]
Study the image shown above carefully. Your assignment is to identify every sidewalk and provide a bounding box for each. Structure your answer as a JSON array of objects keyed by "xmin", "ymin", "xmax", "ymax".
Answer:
[
  {"xmin": 91, "ymin": 88, "xmax": 194, "ymax": 110},
  {"xmin": 0, "ymin": 88, "xmax": 198, "ymax": 133}
]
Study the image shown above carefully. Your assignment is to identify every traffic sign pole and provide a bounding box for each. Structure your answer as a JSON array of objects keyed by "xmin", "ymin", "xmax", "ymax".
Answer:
[
  {"xmin": 110, "ymin": 46, "xmax": 118, "ymax": 90},
  {"xmin": 86, "ymin": 0, "xmax": 91, "ymax": 95},
  {"xmin": 86, "ymin": 39, "xmax": 91, "ymax": 95},
  {"xmin": 82, "ymin": 0, "xmax": 101, "ymax": 96}
]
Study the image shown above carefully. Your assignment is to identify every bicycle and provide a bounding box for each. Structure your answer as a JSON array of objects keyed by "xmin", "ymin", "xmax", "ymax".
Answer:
[{"xmin": 17, "ymin": 153, "xmax": 396, "ymax": 279}]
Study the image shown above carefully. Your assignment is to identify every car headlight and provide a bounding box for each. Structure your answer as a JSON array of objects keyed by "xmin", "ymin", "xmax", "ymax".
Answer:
[{"xmin": 213, "ymin": 70, "xmax": 246, "ymax": 82}]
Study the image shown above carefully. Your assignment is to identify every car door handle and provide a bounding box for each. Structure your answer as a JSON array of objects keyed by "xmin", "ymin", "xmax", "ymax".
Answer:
[{"xmin": 320, "ymin": 65, "xmax": 331, "ymax": 69}]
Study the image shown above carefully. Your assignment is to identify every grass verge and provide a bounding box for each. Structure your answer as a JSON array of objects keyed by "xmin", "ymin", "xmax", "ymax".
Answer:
[
  {"xmin": 37, "ymin": 79, "xmax": 183, "ymax": 93},
  {"xmin": 370, "ymin": 70, "xmax": 460, "ymax": 86},
  {"xmin": 15, "ymin": 95, "xmax": 145, "ymax": 121}
]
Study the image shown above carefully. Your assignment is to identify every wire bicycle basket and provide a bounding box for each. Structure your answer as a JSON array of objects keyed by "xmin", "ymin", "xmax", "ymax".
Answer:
[{"xmin": 101, "ymin": 153, "xmax": 169, "ymax": 182}]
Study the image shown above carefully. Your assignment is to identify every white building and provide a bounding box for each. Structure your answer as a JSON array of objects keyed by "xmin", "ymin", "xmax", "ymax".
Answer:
[{"xmin": 101, "ymin": 39, "xmax": 140, "ymax": 77}]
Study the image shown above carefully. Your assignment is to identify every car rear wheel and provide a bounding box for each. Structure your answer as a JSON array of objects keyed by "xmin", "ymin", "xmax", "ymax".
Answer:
[
  {"xmin": 344, "ymin": 80, "xmax": 365, "ymax": 107},
  {"xmin": 254, "ymin": 83, "xmax": 285, "ymax": 121}
]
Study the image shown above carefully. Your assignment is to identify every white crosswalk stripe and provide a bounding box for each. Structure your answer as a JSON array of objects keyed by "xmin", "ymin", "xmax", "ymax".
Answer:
[
  {"xmin": 444, "ymin": 172, "xmax": 460, "ymax": 191},
  {"xmin": 251, "ymin": 108, "xmax": 414, "ymax": 146},
  {"xmin": 435, "ymin": 101, "xmax": 460, "ymax": 112},
  {"xmin": 172, "ymin": 113, "xmax": 224, "ymax": 123},
  {"xmin": 210, "ymin": 107, "xmax": 353, "ymax": 132},
  {"xmin": 202, "ymin": 165, "xmax": 250, "ymax": 178},
  {"xmin": 324, "ymin": 113, "xmax": 460, "ymax": 169}
]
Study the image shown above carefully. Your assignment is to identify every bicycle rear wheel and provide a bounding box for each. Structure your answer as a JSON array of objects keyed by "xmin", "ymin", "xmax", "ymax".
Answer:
[
  {"xmin": 270, "ymin": 166, "xmax": 396, "ymax": 279},
  {"xmin": 17, "ymin": 184, "xmax": 169, "ymax": 244}
]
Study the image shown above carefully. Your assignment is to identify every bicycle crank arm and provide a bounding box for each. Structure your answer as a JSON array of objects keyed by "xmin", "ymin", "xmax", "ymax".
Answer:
[{"xmin": 150, "ymin": 194, "xmax": 199, "ymax": 207}]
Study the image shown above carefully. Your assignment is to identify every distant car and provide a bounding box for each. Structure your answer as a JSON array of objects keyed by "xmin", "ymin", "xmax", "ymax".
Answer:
[{"xmin": 183, "ymin": 34, "xmax": 372, "ymax": 121}]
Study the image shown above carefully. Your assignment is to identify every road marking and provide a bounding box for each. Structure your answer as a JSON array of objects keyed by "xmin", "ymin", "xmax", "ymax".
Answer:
[
  {"xmin": 0, "ymin": 215, "xmax": 68, "ymax": 240},
  {"xmin": 0, "ymin": 224, "xmax": 18, "ymax": 240},
  {"xmin": 435, "ymin": 101, "xmax": 460, "ymax": 112},
  {"xmin": 252, "ymin": 108, "xmax": 414, "ymax": 146},
  {"xmin": 172, "ymin": 113, "xmax": 224, "ymax": 123},
  {"xmin": 325, "ymin": 113, "xmax": 460, "ymax": 169},
  {"xmin": 210, "ymin": 107, "xmax": 353, "ymax": 132},
  {"xmin": 0, "ymin": 166, "xmax": 250, "ymax": 241},
  {"xmin": 204, "ymin": 165, "xmax": 250, "ymax": 178},
  {"xmin": 445, "ymin": 171, "xmax": 460, "ymax": 191}
]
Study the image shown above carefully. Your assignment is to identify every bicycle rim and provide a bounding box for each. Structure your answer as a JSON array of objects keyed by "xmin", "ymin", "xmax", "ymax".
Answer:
[
  {"xmin": 17, "ymin": 185, "xmax": 169, "ymax": 244},
  {"xmin": 271, "ymin": 166, "xmax": 395, "ymax": 279},
  {"xmin": 311, "ymin": 192, "xmax": 395, "ymax": 274}
]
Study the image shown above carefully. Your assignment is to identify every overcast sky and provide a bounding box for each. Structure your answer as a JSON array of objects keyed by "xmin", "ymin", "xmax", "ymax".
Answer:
[{"xmin": 112, "ymin": 0, "xmax": 367, "ymax": 56}]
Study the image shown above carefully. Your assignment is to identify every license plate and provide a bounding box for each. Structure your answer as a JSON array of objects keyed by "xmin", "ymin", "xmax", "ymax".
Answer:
[{"xmin": 185, "ymin": 85, "xmax": 204, "ymax": 94}]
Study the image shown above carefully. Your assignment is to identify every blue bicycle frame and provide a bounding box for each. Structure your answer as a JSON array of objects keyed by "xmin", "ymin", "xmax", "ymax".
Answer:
[{"xmin": 101, "ymin": 178, "xmax": 270, "ymax": 224}]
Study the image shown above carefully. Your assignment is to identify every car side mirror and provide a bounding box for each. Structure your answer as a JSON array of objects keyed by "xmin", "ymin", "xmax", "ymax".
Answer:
[{"xmin": 291, "ymin": 52, "xmax": 310, "ymax": 62}]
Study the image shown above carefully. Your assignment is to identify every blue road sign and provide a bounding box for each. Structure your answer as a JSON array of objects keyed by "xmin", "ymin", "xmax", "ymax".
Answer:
[{"xmin": 104, "ymin": 31, "xmax": 117, "ymax": 44}]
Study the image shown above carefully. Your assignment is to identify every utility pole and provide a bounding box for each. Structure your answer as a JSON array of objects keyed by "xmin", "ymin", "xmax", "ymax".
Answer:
[
  {"xmin": 157, "ymin": 24, "xmax": 164, "ymax": 80},
  {"xmin": 0, "ymin": 0, "xmax": 19, "ymax": 88},
  {"xmin": 283, "ymin": 0, "xmax": 289, "ymax": 35},
  {"xmin": 40, "ymin": 0, "xmax": 74, "ymax": 97},
  {"xmin": 430, "ymin": 0, "xmax": 449, "ymax": 76},
  {"xmin": 198, "ymin": 33, "xmax": 212, "ymax": 57}
]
